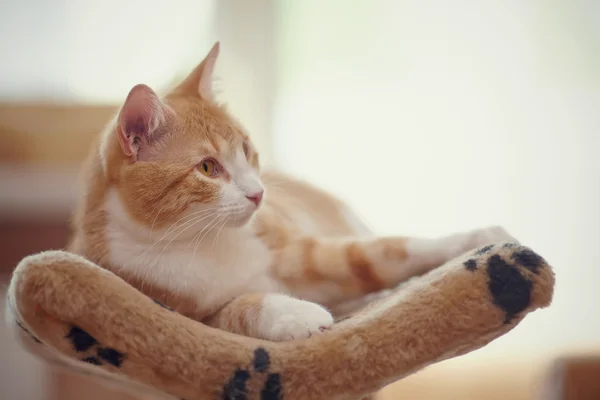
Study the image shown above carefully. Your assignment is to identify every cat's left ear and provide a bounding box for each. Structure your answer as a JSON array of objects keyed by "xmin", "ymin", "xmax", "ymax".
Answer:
[
  {"xmin": 175, "ymin": 42, "xmax": 220, "ymax": 100},
  {"xmin": 116, "ymin": 84, "xmax": 170, "ymax": 162}
]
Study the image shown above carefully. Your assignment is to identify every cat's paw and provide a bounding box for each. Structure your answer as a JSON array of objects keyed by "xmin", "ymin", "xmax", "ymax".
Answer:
[
  {"xmin": 469, "ymin": 226, "xmax": 518, "ymax": 248},
  {"xmin": 257, "ymin": 294, "xmax": 334, "ymax": 342},
  {"xmin": 438, "ymin": 226, "xmax": 518, "ymax": 261}
]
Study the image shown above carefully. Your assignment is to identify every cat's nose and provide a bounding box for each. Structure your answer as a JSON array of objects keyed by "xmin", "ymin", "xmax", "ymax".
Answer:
[{"xmin": 246, "ymin": 190, "xmax": 264, "ymax": 206}]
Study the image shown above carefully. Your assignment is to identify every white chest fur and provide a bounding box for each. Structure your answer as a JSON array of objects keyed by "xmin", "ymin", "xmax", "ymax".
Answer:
[{"xmin": 103, "ymin": 190, "xmax": 279, "ymax": 314}]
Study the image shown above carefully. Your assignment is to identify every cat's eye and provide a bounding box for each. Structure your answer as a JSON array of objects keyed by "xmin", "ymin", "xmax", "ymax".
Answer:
[
  {"xmin": 242, "ymin": 141, "xmax": 250, "ymax": 159},
  {"xmin": 198, "ymin": 159, "xmax": 219, "ymax": 177}
]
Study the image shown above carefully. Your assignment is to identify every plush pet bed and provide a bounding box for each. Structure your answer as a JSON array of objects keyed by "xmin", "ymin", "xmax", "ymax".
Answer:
[{"xmin": 5, "ymin": 241, "xmax": 554, "ymax": 399}]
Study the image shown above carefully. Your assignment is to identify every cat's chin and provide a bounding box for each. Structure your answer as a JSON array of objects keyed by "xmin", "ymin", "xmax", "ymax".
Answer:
[{"xmin": 225, "ymin": 209, "xmax": 258, "ymax": 229}]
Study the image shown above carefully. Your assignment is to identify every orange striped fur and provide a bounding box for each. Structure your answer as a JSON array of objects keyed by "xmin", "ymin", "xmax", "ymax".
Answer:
[{"xmin": 69, "ymin": 42, "xmax": 516, "ymax": 342}]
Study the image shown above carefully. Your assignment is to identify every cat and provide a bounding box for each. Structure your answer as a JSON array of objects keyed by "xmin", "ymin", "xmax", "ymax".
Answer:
[{"xmin": 68, "ymin": 42, "xmax": 515, "ymax": 342}]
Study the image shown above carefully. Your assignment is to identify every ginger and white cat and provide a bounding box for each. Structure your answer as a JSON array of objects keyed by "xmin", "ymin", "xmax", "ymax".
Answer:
[{"xmin": 69, "ymin": 42, "xmax": 514, "ymax": 341}]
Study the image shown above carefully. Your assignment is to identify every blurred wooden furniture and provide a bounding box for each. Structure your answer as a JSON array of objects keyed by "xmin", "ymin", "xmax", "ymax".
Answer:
[
  {"xmin": 0, "ymin": 103, "xmax": 116, "ymax": 165},
  {"xmin": 539, "ymin": 356, "xmax": 600, "ymax": 400}
]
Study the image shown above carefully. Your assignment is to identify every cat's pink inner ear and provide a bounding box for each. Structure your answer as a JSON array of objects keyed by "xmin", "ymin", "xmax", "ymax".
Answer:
[{"xmin": 117, "ymin": 84, "xmax": 165, "ymax": 160}]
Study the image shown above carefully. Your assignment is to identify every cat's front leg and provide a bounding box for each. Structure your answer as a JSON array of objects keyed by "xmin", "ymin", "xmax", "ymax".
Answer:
[
  {"xmin": 405, "ymin": 225, "xmax": 518, "ymax": 268},
  {"xmin": 203, "ymin": 293, "xmax": 334, "ymax": 341},
  {"xmin": 271, "ymin": 226, "xmax": 517, "ymax": 307}
]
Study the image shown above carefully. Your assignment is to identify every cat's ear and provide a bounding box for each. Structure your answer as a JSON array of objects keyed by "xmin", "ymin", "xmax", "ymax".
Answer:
[
  {"xmin": 175, "ymin": 42, "xmax": 220, "ymax": 100},
  {"xmin": 116, "ymin": 84, "xmax": 168, "ymax": 161}
]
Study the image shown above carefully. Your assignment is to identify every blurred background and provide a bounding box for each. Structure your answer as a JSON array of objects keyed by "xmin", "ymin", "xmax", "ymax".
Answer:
[{"xmin": 1, "ymin": 0, "xmax": 599, "ymax": 399}]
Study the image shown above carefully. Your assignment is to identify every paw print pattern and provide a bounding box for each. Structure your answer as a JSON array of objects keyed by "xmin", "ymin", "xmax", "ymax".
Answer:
[
  {"xmin": 222, "ymin": 347, "xmax": 282, "ymax": 400},
  {"xmin": 65, "ymin": 325, "xmax": 127, "ymax": 367},
  {"xmin": 462, "ymin": 242, "xmax": 548, "ymax": 323}
]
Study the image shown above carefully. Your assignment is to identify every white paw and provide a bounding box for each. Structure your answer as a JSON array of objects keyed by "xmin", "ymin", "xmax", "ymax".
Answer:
[
  {"xmin": 470, "ymin": 226, "xmax": 518, "ymax": 248},
  {"xmin": 257, "ymin": 294, "xmax": 334, "ymax": 342}
]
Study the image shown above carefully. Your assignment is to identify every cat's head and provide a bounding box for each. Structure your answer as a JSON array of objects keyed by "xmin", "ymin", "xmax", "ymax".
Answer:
[{"xmin": 101, "ymin": 42, "xmax": 264, "ymax": 233}]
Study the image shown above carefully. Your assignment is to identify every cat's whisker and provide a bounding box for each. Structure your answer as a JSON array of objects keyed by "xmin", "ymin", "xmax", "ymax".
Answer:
[
  {"xmin": 167, "ymin": 262, "xmax": 173, "ymax": 295},
  {"xmin": 185, "ymin": 226, "xmax": 206, "ymax": 271},
  {"xmin": 195, "ymin": 215, "xmax": 224, "ymax": 250},
  {"xmin": 135, "ymin": 209, "xmax": 219, "ymax": 263},
  {"xmin": 162, "ymin": 208, "xmax": 219, "ymax": 237},
  {"xmin": 211, "ymin": 214, "xmax": 229, "ymax": 253},
  {"xmin": 139, "ymin": 213, "xmax": 217, "ymax": 286},
  {"xmin": 186, "ymin": 213, "xmax": 221, "ymax": 250},
  {"xmin": 149, "ymin": 203, "xmax": 167, "ymax": 234},
  {"xmin": 151, "ymin": 212, "xmax": 218, "ymax": 268},
  {"xmin": 151, "ymin": 204, "xmax": 218, "ymax": 236},
  {"xmin": 188, "ymin": 214, "xmax": 224, "ymax": 269},
  {"xmin": 148, "ymin": 208, "xmax": 216, "ymax": 248},
  {"xmin": 143, "ymin": 215, "xmax": 210, "ymax": 284}
]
